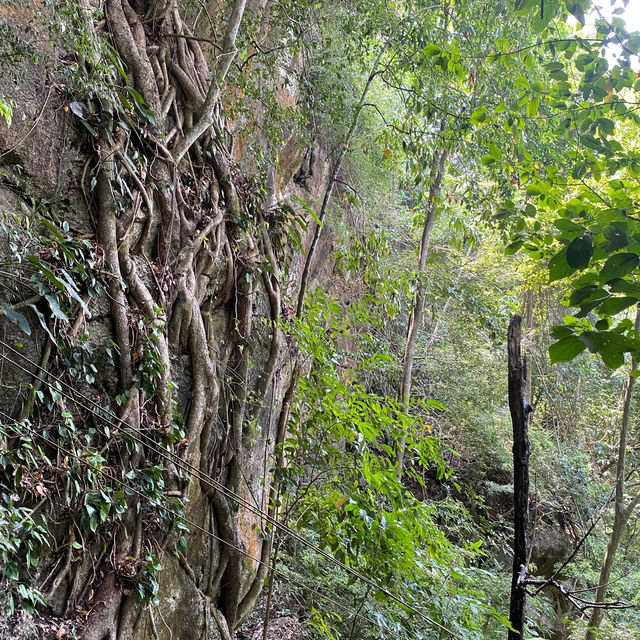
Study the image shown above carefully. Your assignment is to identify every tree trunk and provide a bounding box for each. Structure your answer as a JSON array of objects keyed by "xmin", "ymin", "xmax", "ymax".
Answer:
[
  {"xmin": 0, "ymin": 2, "xmax": 326, "ymax": 638},
  {"xmin": 585, "ymin": 307, "xmax": 640, "ymax": 640},
  {"xmin": 395, "ymin": 140, "xmax": 448, "ymax": 479},
  {"xmin": 295, "ymin": 45, "xmax": 387, "ymax": 318},
  {"xmin": 507, "ymin": 314, "xmax": 531, "ymax": 640}
]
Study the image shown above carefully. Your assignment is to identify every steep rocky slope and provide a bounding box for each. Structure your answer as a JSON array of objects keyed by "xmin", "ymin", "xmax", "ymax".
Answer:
[{"xmin": 0, "ymin": 2, "xmax": 338, "ymax": 638}]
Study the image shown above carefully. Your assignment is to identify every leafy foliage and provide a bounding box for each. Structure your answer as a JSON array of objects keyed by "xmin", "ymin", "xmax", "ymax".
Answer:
[
  {"xmin": 5, "ymin": 0, "xmax": 640, "ymax": 637},
  {"xmin": 271, "ymin": 290, "xmax": 513, "ymax": 637}
]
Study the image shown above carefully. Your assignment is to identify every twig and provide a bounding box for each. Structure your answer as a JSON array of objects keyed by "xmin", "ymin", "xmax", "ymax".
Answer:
[
  {"xmin": 533, "ymin": 488, "xmax": 615, "ymax": 596},
  {"xmin": 525, "ymin": 578, "xmax": 634, "ymax": 613}
]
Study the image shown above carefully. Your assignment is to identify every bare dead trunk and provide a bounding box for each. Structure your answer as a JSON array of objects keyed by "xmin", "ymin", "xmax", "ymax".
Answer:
[{"xmin": 507, "ymin": 314, "xmax": 531, "ymax": 640}]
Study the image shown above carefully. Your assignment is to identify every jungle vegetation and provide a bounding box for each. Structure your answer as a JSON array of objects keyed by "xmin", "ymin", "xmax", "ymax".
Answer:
[{"xmin": 1, "ymin": 1, "xmax": 640, "ymax": 639}]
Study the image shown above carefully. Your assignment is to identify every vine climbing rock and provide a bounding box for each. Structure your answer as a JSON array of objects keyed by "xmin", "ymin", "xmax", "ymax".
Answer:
[{"xmin": 0, "ymin": 2, "xmax": 330, "ymax": 638}]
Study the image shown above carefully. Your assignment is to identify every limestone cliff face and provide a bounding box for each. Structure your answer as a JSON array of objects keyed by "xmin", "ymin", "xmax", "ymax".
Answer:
[{"xmin": 0, "ymin": 3, "xmax": 336, "ymax": 638}]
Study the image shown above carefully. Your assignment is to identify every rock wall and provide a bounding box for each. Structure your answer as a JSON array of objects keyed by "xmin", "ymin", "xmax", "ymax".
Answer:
[{"xmin": 0, "ymin": 2, "xmax": 338, "ymax": 638}]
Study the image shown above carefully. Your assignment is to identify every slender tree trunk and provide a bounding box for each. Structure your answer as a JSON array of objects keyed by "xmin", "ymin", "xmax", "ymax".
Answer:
[
  {"xmin": 507, "ymin": 314, "xmax": 531, "ymax": 640},
  {"xmin": 294, "ymin": 45, "xmax": 386, "ymax": 318},
  {"xmin": 585, "ymin": 307, "xmax": 640, "ymax": 639},
  {"xmin": 395, "ymin": 139, "xmax": 448, "ymax": 479}
]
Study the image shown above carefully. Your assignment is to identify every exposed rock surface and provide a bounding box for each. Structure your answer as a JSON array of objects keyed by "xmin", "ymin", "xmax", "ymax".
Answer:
[{"xmin": 0, "ymin": 2, "xmax": 338, "ymax": 638}]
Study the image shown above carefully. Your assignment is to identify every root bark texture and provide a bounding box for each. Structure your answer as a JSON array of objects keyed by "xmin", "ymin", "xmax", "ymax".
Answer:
[{"xmin": 15, "ymin": 1, "xmax": 317, "ymax": 637}]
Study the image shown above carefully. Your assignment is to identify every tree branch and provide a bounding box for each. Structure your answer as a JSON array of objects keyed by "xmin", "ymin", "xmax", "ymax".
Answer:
[{"xmin": 172, "ymin": 0, "xmax": 248, "ymax": 163}]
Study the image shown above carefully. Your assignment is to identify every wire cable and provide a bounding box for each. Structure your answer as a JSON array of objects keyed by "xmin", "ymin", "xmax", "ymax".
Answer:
[
  {"xmin": 0, "ymin": 409, "xmax": 392, "ymax": 635},
  {"xmin": 0, "ymin": 341, "xmax": 465, "ymax": 638},
  {"xmin": 0, "ymin": 342, "xmax": 463, "ymax": 637}
]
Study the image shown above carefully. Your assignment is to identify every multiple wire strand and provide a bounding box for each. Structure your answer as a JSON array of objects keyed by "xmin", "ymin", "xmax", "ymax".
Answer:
[
  {"xmin": 0, "ymin": 407, "xmax": 390, "ymax": 633},
  {"xmin": 0, "ymin": 337, "xmax": 465, "ymax": 639}
]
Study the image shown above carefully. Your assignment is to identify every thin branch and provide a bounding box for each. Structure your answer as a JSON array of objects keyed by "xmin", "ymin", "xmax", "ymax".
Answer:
[
  {"xmin": 172, "ymin": 0, "xmax": 248, "ymax": 163},
  {"xmin": 525, "ymin": 578, "xmax": 634, "ymax": 613},
  {"xmin": 533, "ymin": 488, "xmax": 615, "ymax": 596}
]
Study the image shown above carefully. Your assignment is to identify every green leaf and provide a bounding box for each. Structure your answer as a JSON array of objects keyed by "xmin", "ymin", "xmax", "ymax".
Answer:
[
  {"xmin": 599, "ymin": 343, "xmax": 625, "ymax": 369},
  {"xmin": 554, "ymin": 218, "xmax": 584, "ymax": 234},
  {"xmin": 597, "ymin": 297, "xmax": 637, "ymax": 317},
  {"xmin": 549, "ymin": 68, "xmax": 569, "ymax": 81},
  {"xmin": 566, "ymin": 235, "xmax": 592, "ymax": 269},
  {"xmin": 470, "ymin": 107, "xmax": 488, "ymax": 124},
  {"xmin": 45, "ymin": 294, "xmax": 69, "ymax": 322},
  {"xmin": 0, "ymin": 96, "xmax": 13, "ymax": 127},
  {"xmin": 515, "ymin": 0, "xmax": 538, "ymax": 13},
  {"xmin": 79, "ymin": 118, "xmax": 97, "ymax": 136},
  {"xmin": 569, "ymin": 285, "xmax": 605, "ymax": 306},
  {"xmin": 573, "ymin": 272, "xmax": 599, "ymax": 287},
  {"xmin": 40, "ymin": 218, "xmax": 65, "ymax": 241},
  {"xmin": 603, "ymin": 227, "xmax": 628, "ymax": 251},
  {"xmin": 423, "ymin": 44, "xmax": 441, "ymax": 57},
  {"xmin": 0, "ymin": 303, "xmax": 31, "ymax": 335},
  {"xmin": 549, "ymin": 335, "xmax": 586, "ymax": 363},
  {"xmin": 599, "ymin": 253, "xmax": 639, "ymax": 284},
  {"xmin": 597, "ymin": 209, "xmax": 625, "ymax": 226},
  {"xmin": 292, "ymin": 195, "xmax": 322, "ymax": 226},
  {"xmin": 28, "ymin": 304, "xmax": 56, "ymax": 343},
  {"xmin": 100, "ymin": 501, "xmax": 110, "ymax": 521},
  {"xmin": 530, "ymin": 80, "xmax": 544, "ymax": 94},
  {"xmin": 58, "ymin": 269, "xmax": 90, "ymax": 315},
  {"xmin": 106, "ymin": 44, "xmax": 129, "ymax": 82},
  {"xmin": 566, "ymin": 0, "xmax": 585, "ymax": 26},
  {"xmin": 580, "ymin": 134, "xmax": 600, "ymax": 150},
  {"xmin": 505, "ymin": 240, "xmax": 524, "ymax": 255},
  {"xmin": 608, "ymin": 279, "xmax": 640, "ymax": 296},
  {"xmin": 628, "ymin": 32, "xmax": 640, "ymax": 54},
  {"xmin": 4, "ymin": 562, "xmax": 19, "ymax": 580},
  {"xmin": 126, "ymin": 86, "xmax": 156, "ymax": 125},
  {"xmin": 596, "ymin": 118, "xmax": 615, "ymax": 136},
  {"xmin": 526, "ymin": 183, "xmax": 547, "ymax": 196},
  {"xmin": 527, "ymin": 96, "xmax": 540, "ymax": 117},
  {"xmin": 488, "ymin": 143, "xmax": 502, "ymax": 160},
  {"xmin": 578, "ymin": 331, "xmax": 605, "ymax": 353},
  {"xmin": 576, "ymin": 296, "xmax": 609, "ymax": 318},
  {"xmin": 551, "ymin": 325, "xmax": 573, "ymax": 339},
  {"xmin": 549, "ymin": 248, "xmax": 577, "ymax": 282},
  {"xmin": 27, "ymin": 256, "xmax": 66, "ymax": 292}
]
